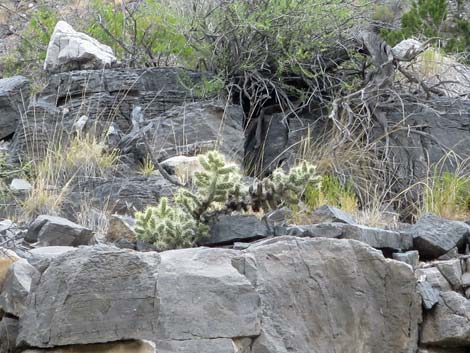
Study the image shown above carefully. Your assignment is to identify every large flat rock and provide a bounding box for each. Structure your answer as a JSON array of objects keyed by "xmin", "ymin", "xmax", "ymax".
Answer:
[
  {"xmin": 16, "ymin": 237, "xmax": 421, "ymax": 352},
  {"xmin": 240, "ymin": 237, "xmax": 420, "ymax": 353}
]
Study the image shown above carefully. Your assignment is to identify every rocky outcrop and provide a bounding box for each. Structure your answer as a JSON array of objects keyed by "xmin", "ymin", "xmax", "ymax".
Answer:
[
  {"xmin": 281, "ymin": 222, "xmax": 413, "ymax": 251},
  {"xmin": 0, "ymin": 259, "xmax": 39, "ymax": 317},
  {"xmin": 13, "ymin": 237, "xmax": 420, "ymax": 352},
  {"xmin": 415, "ymin": 257, "xmax": 470, "ymax": 351},
  {"xmin": 24, "ymin": 215, "xmax": 93, "ymax": 247},
  {"xmin": 44, "ymin": 21, "xmax": 117, "ymax": 73},
  {"xmin": 17, "ymin": 245, "xmax": 260, "ymax": 349},
  {"xmin": 404, "ymin": 214, "xmax": 470, "ymax": 259},
  {"xmin": 9, "ymin": 67, "xmax": 204, "ymax": 160},
  {"xmin": 241, "ymin": 237, "xmax": 420, "ymax": 353},
  {"xmin": 0, "ymin": 76, "xmax": 29, "ymax": 140},
  {"xmin": 148, "ymin": 100, "xmax": 245, "ymax": 162}
]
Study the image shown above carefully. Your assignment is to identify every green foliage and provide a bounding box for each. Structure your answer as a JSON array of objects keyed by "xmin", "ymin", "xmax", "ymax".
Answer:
[
  {"xmin": 249, "ymin": 161, "xmax": 321, "ymax": 212},
  {"xmin": 135, "ymin": 197, "xmax": 200, "ymax": 250},
  {"xmin": 187, "ymin": 0, "xmax": 359, "ymax": 113},
  {"xmin": 422, "ymin": 171, "xmax": 470, "ymax": 220},
  {"xmin": 304, "ymin": 175, "xmax": 358, "ymax": 213},
  {"xmin": 176, "ymin": 151, "xmax": 242, "ymax": 219},
  {"xmin": 381, "ymin": 0, "xmax": 470, "ymax": 55},
  {"xmin": 87, "ymin": 0, "xmax": 193, "ymax": 66},
  {"xmin": 135, "ymin": 151, "xmax": 320, "ymax": 250},
  {"xmin": 135, "ymin": 151, "xmax": 241, "ymax": 250},
  {"xmin": 1, "ymin": 6, "xmax": 57, "ymax": 76}
]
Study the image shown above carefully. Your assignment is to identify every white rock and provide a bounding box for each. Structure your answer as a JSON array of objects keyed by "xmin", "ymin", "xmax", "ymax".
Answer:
[
  {"xmin": 393, "ymin": 38, "xmax": 470, "ymax": 98},
  {"xmin": 161, "ymin": 155, "xmax": 203, "ymax": 183},
  {"xmin": 9, "ymin": 178, "xmax": 32, "ymax": 191},
  {"xmin": 44, "ymin": 21, "xmax": 117, "ymax": 73}
]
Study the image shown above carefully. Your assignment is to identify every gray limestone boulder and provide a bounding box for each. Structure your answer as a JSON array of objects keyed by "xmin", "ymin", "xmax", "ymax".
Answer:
[
  {"xmin": 17, "ymin": 247, "xmax": 161, "ymax": 347},
  {"xmin": 405, "ymin": 214, "xmax": 470, "ymax": 259},
  {"xmin": 44, "ymin": 21, "xmax": 116, "ymax": 73},
  {"xmin": 200, "ymin": 214, "xmax": 270, "ymax": 246},
  {"xmin": 436, "ymin": 259, "xmax": 463, "ymax": 290},
  {"xmin": 0, "ymin": 76, "xmax": 29, "ymax": 140},
  {"xmin": 0, "ymin": 259, "xmax": 40, "ymax": 317},
  {"xmin": 311, "ymin": 205, "xmax": 356, "ymax": 224},
  {"xmin": 17, "ymin": 246, "xmax": 261, "ymax": 348},
  {"xmin": 239, "ymin": 236, "xmax": 420, "ymax": 353},
  {"xmin": 25, "ymin": 215, "xmax": 93, "ymax": 247},
  {"xmin": 420, "ymin": 291, "xmax": 470, "ymax": 347},
  {"xmin": 148, "ymin": 100, "xmax": 245, "ymax": 162},
  {"xmin": 282, "ymin": 222, "xmax": 413, "ymax": 251},
  {"xmin": 9, "ymin": 67, "xmax": 204, "ymax": 162},
  {"xmin": 393, "ymin": 250, "xmax": 419, "ymax": 269},
  {"xmin": 26, "ymin": 246, "xmax": 77, "ymax": 273}
]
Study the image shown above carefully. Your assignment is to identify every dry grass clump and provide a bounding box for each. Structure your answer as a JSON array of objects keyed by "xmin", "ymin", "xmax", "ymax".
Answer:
[
  {"xmin": 22, "ymin": 133, "xmax": 118, "ymax": 220},
  {"xmin": 417, "ymin": 156, "xmax": 470, "ymax": 220}
]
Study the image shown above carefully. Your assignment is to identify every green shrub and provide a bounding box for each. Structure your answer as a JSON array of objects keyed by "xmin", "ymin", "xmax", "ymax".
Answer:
[
  {"xmin": 86, "ymin": 0, "xmax": 194, "ymax": 66},
  {"xmin": 1, "ymin": 6, "xmax": 57, "ymax": 76},
  {"xmin": 381, "ymin": 0, "xmax": 470, "ymax": 56},
  {"xmin": 187, "ymin": 0, "xmax": 359, "ymax": 117},
  {"xmin": 305, "ymin": 175, "xmax": 358, "ymax": 213},
  {"xmin": 421, "ymin": 171, "xmax": 470, "ymax": 220},
  {"xmin": 135, "ymin": 151, "xmax": 320, "ymax": 250}
]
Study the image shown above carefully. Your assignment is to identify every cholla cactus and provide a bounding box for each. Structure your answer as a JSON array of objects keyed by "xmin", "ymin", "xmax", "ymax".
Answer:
[
  {"xmin": 135, "ymin": 151, "xmax": 241, "ymax": 249},
  {"xmin": 135, "ymin": 197, "xmax": 204, "ymax": 250},
  {"xmin": 249, "ymin": 161, "xmax": 321, "ymax": 212},
  {"xmin": 135, "ymin": 152, "xmax": 320, "ymax": 250},
  {"xmin": 176, "ymin": 151, "xmax": 242, "ymax": 220}
]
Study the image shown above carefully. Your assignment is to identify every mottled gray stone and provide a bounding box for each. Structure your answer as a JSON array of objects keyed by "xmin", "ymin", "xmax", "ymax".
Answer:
[
  {"xmin": 27, "ymin": 246, "xmax": 77, "ymax": 273},
  {"xmin": 241, "ymin": 236, "xmax": 420, "ymax": 353},
  {"xmin": 436, "ymin": 260, "xmax": 463, "ymax": 290},
  {"xmin": 415, "ymin": 267, "xmax": 452, "ymax": 292},
  {"xmin": 25, "ymin": 215, "xmax": 93, "ymax": 247},
  {"xmin": 311, "ymin": 205, "xmax": 356, "ymax": 224},
  {"xmin": 420, "ymin": 291, "xmax": 470, "ymax": 347},
  {"xmin": 417, "ymin": 281, "xmax": 439, "ymax": 310},
  {"xmin": 156, "ymin": 248, "xmax": 260, "ymax": 340},
  {"xmin": 17, "ymin": 247, "xmax": 161, "ymax": 347},
  {"xmin": 200, "ymin": 214, "xmax": 270, "ymax": 246},
  {"xmin": 0, "ymin": 76, "xmax": 29, "ymax": 140},
  {"xmin": 9, "ymin": 68, "xmax": 203, "ymax": 161},
  {"xmin": 282, "ymin": 222, "xmax": 413, "ymax": 251},
  {"xmin": 17, "ymin": 246, "xmax": 261, "ymax": 348},
  {"xmin": 405, "ymin": 214, "xmax": 470, "ymax": 259},
  {"xmin": 392, "ymin": 250, "xmax": 419, "ymax": 268},
  {"xmin": 0, "ymin": 259, "xmax": 40, "ymax": 317},
  {"xmin": 148, "ymin": 100, "xmax": 244, "ymax": 162},
  {"xmin": 154, "ymin": 339, "xmax": 236, "ymax": 353},
  {"xmin": 462, "ymin": 272, "xmax": 470, "ymax": 288}
]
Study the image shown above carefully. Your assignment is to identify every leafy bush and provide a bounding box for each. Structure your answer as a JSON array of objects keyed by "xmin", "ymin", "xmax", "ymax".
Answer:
[
  {"xmin": 135, "ymin": 151, "xmax": 320, "ymax": 250},
  {"xmin": 86, "ymin": 0, "xmax": 193, "ymax": 67},
  {"xmin": 1, "ymin": 6, "xmax": 57, "ymax": 76},
  {"xmin": 381, "ymin": 0, "xmax": 470, "ymax": 56},
  {"xmin": 187, "ymin": 0, "xmax": 359, "ymax": 117}
]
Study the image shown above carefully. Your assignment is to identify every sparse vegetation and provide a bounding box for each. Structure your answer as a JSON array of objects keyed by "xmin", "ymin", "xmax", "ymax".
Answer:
[
  {"xmin": 380, "ymin": 0, "xmax": 470, "ymax": 58},
  {"xmin": 135, "ymin": 151, "xmax": 320, "ymax": 249},
  {"xmin": 420, "ymin": 170, "xmax": 470, "ymax": 220}
]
